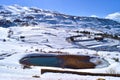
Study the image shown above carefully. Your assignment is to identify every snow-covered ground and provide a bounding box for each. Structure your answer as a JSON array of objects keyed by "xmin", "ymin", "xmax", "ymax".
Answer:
[{"xmin": 0, "ymin": 26, "xmax": 120, "ymax": 80}]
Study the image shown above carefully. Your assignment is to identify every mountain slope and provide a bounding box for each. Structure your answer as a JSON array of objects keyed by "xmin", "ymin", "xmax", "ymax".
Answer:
[{"xmin": 0, "ymin": 5, "xmax": 120, "ymax": 35}]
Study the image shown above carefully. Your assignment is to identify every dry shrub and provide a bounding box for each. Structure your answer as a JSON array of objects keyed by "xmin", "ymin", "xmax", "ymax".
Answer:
[
  {"xmin": 106, "ymin": 68, "xmax": 118, "ymax": 74},
  {"xmin": 32, "ymin": 75, "xmax": 40, "ymax": 78},
  {"xmin": 97, "ymin": 78, "xmax": 105, "ymax": 80}
]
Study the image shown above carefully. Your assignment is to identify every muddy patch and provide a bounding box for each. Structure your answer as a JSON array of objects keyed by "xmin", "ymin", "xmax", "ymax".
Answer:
[{"xmin": 19, "ymin": 54, "xmax": 109, "ymax": 69}]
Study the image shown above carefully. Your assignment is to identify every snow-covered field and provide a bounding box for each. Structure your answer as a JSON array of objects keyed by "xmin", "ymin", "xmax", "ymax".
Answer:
[
  {"xmin": 0, "ymin": 26, "xmax": 120, "ymax": 80},
  {"xmin": 0, "ymin": 4, "xmax": 120, "ymax": 80}
]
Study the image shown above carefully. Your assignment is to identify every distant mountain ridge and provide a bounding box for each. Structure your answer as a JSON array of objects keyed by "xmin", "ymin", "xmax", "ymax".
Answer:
[{"xmin": 0, "ymin": 5, "xmax": 120, "ymax": 35}]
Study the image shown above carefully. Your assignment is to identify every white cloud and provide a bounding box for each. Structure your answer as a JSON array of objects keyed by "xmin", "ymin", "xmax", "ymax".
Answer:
[
  {"xmin": 105, "ymin": 12, "xmax": 120, "ymax": 22},
  {"xmin": 90, "ymin": 15, "xmax": 98, "ymax": 18}
]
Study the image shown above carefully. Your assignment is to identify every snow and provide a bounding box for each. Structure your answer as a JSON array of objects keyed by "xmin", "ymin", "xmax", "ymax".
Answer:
[
  {"xmin": 0, "ymin": 5, "xmax": 120, "ymax": 80},
  {"xmin": 41, "ymin": 73, "xmax": 120, "ymax": 80},
  {"xmin": 5, "ymin": 5, "xmax": 31, "ymax": 14},
  {"xmin": 0, "ymin": 16, "xmax": 3, "ymax": 19},
  {"xmin": 0, "ymin": 26, "xmax": 120, "ymax": 80},
  {"xmin": 0, "ymin": 27, "xmax": 9, "ymax": 39}
]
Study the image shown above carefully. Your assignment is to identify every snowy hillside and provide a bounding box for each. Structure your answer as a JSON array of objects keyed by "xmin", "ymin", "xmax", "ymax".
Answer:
[
  {"xmin": 0, "ymin": 5, "xmax": 120, "ymax": 80},
  {"xmin": 0, "ymin": 5, "xmax": 120, "ymax": 35}
]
